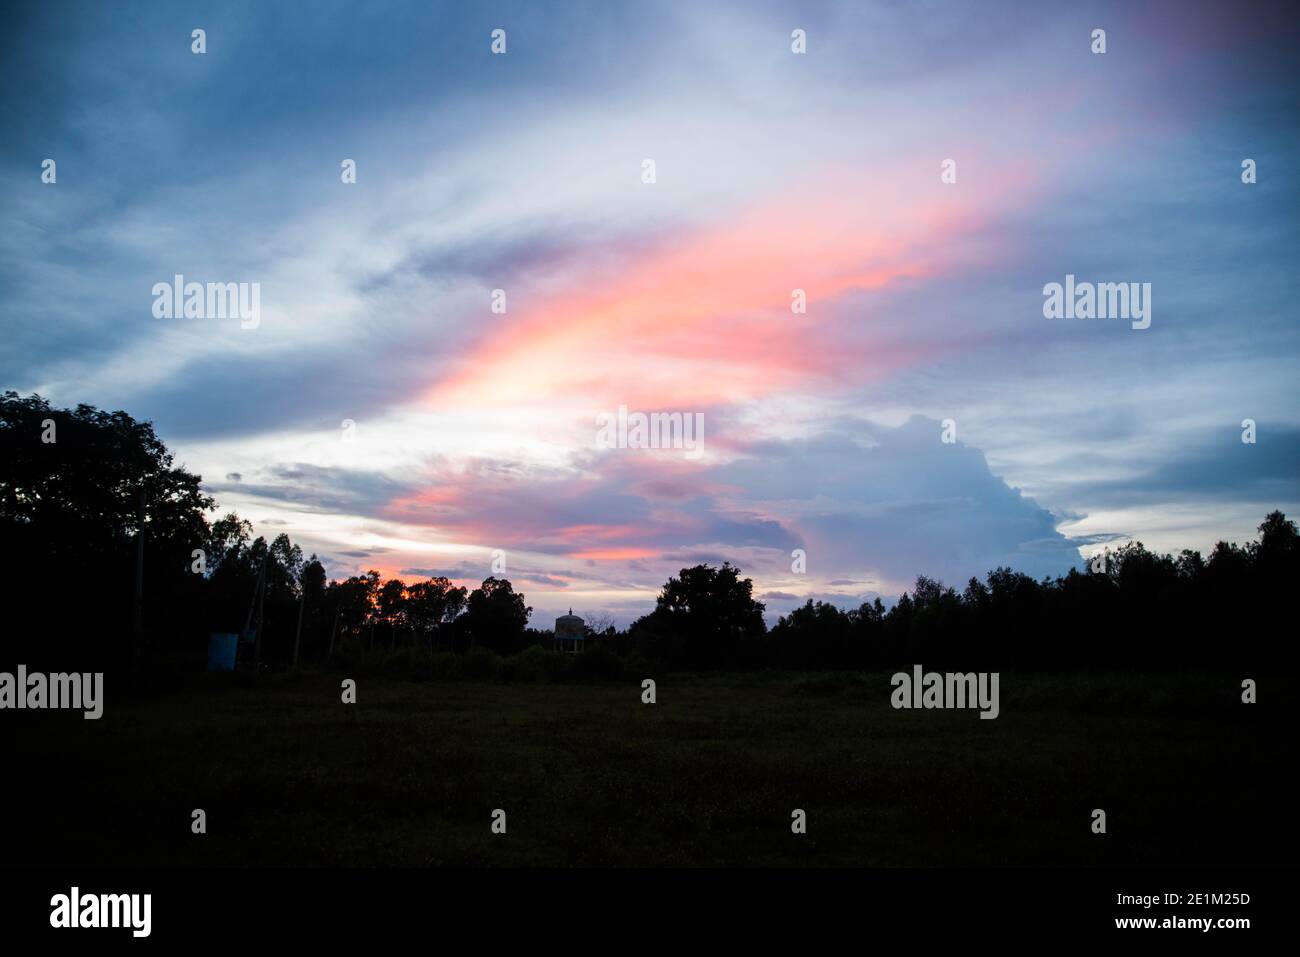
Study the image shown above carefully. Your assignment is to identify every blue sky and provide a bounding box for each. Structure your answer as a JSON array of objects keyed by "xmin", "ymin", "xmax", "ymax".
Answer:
[{"xmin": 3, "ymin": 0, "xmax": 1298, "ymax": 625}]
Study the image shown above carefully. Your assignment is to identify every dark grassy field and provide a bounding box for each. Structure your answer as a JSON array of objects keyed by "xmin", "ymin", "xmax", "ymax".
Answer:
[{"xmin": 8, "ymin": 670, "xmax": 1290, "ymax": 867}]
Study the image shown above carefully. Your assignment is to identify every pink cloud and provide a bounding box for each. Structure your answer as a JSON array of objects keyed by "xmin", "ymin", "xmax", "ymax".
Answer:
[{"xmin": 423, "ymin": 163, "xmax": 1029, "ymax": 416}]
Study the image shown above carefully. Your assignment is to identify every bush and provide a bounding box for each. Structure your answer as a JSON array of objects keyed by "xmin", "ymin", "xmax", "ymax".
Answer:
[
  {"xmin": 428, "ymin": 652, "xmax": 462, "ymax": 680},
  {"xmin": 380, "ymin": 647, "xmax": 425, "ymax": 679},
  {"xmin": 572, "ymin": 644, "xmax": 625, "ymax": 680},
  {"xmin": 462, "ymin": 645, "xmax": 499, "ymax": 679},
  {"xmin": 502, "ymin": 645, "xmax": 566, "ymax": 682},
  {"xmin": 792, "ymin": 672, "xmax": 861, "ymax": 695}
]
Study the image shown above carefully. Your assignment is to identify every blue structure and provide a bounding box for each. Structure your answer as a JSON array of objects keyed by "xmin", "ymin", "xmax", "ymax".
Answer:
[{"xmin": 207, "ymin": 633, "xmax": 239, "ymax": 672}]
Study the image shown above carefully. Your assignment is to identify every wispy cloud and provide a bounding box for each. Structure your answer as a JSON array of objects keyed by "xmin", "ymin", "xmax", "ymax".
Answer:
[{"xmin": 3, "ymin": 0, "xmax": 1297, "ymax": 624}]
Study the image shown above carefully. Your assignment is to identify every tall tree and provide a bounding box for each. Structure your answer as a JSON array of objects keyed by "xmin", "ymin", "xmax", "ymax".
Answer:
[
  {"xmin": 456, "ymin": 577, "xmax": 531, "ymax": 654},
  {"xmin": 406, "ymin": 577, "xmax": 468, "ymax": 651},
  {"xmin": 630, "ymin": 562, "xmax": 766, "ymax": 668},
  {"xmin": 0, "ymin": 392, "xmax": 213, "ymax": 667}
]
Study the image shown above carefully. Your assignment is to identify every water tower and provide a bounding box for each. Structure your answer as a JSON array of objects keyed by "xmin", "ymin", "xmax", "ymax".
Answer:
[{"xmin": 554, "ymin": 609, "xmax": 586, "ymax": 653}]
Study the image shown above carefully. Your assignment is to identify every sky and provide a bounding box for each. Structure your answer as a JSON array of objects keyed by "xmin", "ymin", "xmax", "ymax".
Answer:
[{"xmin": 3, "ymin": 0, "xmax": 1298, "ymax": 627}]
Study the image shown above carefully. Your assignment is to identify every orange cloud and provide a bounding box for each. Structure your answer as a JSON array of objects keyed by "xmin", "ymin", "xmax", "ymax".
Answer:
[
  {"xmin": 424, "ymin": 165, "xmax": 1021, "ymax": 416},
  {"xmin": 567, "ymin": 547, "xmax": 659, "ymax": 561}
]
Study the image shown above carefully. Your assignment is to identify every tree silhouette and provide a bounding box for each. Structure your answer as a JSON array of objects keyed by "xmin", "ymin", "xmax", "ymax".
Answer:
[
  {"xmin": 629, "ymin": 562, "xmax": 765, "ymax": 668},
  {"xmin": 406, "ymin": 577, "xmax": 468, "ymax": 652},
  {"xmin": 1, "ymin": 391, "xmax": 212, "ymax": 667},
  {"xmin": 3, "ymin": 389, "xmax": 1293, "ymax": 677},
  {"xmin": 456, "ymin": 577, "xmax": 531, "ymax": 654}
]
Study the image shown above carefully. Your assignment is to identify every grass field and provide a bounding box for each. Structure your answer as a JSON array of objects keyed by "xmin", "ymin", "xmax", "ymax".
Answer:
[{"xmin": 9, "ymin": 670, "xmax": 1290, "ymax": 867}]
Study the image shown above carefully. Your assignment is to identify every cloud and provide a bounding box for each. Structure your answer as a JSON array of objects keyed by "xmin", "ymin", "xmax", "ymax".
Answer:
[
  {"xmin": 4, "ymin": 0, "xmax": 1298, "ymax": 623},
  {"xmin": 1071, "ymin": 424, "xmax": 1300, "ymax": 508},
  {"xmin": 711, "ymin": 415, "xmax": 1086, "ymax": 588}
]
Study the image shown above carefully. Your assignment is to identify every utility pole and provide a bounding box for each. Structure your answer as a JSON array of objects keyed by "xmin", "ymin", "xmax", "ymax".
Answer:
[
  {"xmin": 254, "ymin": 561, "xmax": 266, "ymax": 671},
  {"xmin": 132, "ymin": 490, "xmax": 145, "ymax": 668},
  {"xmin": 243, "ymin": 550, "xmax": 268, "ymax": 669},
  {"xmin": 328, "ymin": 607, "xmax": 341, "ymax": 658},
  {"xmin": 292, "ymin": 588, "xmax": 305, "ymax": 671}
]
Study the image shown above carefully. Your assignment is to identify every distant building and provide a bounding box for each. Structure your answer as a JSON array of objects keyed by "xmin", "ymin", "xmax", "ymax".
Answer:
[{"xmin": 554, "ymin": 609, "xmax": 586, "ymax": 653}]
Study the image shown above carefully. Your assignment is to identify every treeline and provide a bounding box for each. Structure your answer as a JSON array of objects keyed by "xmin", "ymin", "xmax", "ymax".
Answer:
[
  {"xmin": 0, "ymin": 392, "xmax": 533, "ymax": 670},
  {"xmin": 758, "ymin": 521, "xmax": 1295, "ymax": 672},
  {"xmin": 2, "ymin": 391, "xmax": 1293, "ymax": 674},
  {"xmin": 321, "ymin": 512, "xmax": 1297, "ymax": 678},
  {"xmin": 612, "ymin": 522, "xmax": 1295, "ymax": 672},
  {"xmin": 198, "ymin": 514, "xmax": 536, "ymax": 667}
]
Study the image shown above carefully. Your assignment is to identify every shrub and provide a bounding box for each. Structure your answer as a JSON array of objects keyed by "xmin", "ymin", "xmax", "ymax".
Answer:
[
  {"xmin": 505, "ymin": 645, "xmax": 564, "ymax": 682},
  {"xmin": 462, "ymin": 645, "xmax": 499, "ymax": 679},
  {"xmin": 573, "ymin": 644, "xmax": 626, "ymax": 681},
  {"xmin": 429, "ymin": 652, "xmax": 461, "ymax": 680}
]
